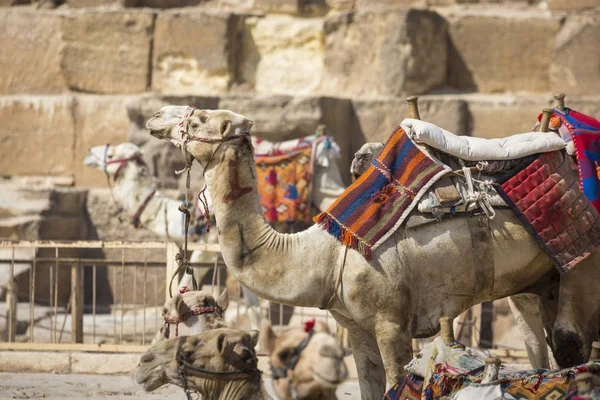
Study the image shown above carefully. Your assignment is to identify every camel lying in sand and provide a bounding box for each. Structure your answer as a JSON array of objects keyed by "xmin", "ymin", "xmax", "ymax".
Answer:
[
  {"xmin": 136, "ymin": 328, "xmax": 267, "ymax": 400},
  {"xmin": 260, "ymin": 319, "xmax": 348, "ymax": 400}
]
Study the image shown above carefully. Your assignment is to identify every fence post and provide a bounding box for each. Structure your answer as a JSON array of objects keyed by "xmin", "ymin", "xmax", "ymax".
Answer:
[
  {"xmin": 6, "ymin": 280, "xmax": 17, "ymax": 342},
  {"xmin": 166, "ymin": 242, "xmax": 178, "ymax": 301},
  {"xmin": 71, "ymin": 264, "xmax": 83, "ymax": 343}
]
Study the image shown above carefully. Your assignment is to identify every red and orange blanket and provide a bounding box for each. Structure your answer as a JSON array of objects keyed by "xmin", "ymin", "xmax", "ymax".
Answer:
[{"xmin": 314, "ymin": 126, "xmax": 450, "ymax": 259}]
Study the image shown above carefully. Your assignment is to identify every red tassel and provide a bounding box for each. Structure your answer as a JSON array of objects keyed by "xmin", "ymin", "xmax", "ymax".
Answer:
[
  {"xmin": 267, "ymin": 169, "xmax": 278, "ymax": 185},
  {"xmin": 268, "ymin": 206, "xmax": 278, "ymax": 222}
]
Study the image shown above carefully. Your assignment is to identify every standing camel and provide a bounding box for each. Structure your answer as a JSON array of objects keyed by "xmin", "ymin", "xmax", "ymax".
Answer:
[{"xmin": 146, "ymin": 106, "xmax": 600, "ymax": 399}]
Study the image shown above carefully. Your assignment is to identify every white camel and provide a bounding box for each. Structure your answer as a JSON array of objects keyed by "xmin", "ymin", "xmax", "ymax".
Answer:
[
  {"xmin": 351, "ymin": 142, "xmax": 555, "ymax": 370},
  {"xmin": 146, "ymin": 107, "xmax": 600, "ymax": 400}
]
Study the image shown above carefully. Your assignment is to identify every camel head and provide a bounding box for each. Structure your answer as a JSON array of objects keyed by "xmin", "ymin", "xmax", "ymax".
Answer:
[
  {"xmin": 160, "ymin": 289, "xmax": 229, "ymax": 340},
  {"xmin": 136, "ymin": 328, "xmax": 260, "ymax": 393},
  {"xmin": 260, "ymin": 320, "xmax": 348, "ymax": 399},
  {"xmin": 146, "ymin": 107, "xmax": 254, "ymax": 165},
  {"xmin": 84, "ymin": 142, "xmax": 144, "ymax": 178},
  {"xmin": 350, "ymin": 142, "xmax": 384, "ymax": 181}
]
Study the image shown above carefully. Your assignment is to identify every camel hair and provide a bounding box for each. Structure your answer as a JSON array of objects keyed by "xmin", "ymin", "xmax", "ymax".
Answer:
[
  {"xmin": 260, "ymin": 319, "xmax": 348, "ymax": 400},
  {"xmin": 135, "ymin": 328, "xmax": 268, "ymax": 400},
  {"xmin": 351, "ymin": 142, "xmax": 556, "ymax": 370},
  {"xmin": 146, "ymin": 106, "xmax": 600, "ymax": 400}
]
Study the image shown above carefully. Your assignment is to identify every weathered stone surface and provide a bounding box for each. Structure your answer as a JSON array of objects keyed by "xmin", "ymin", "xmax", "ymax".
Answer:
[
  {"xmin": 219, "ymin": 95, "xmax": 323, "ymax": 140},
  {"xmin": 74, "ymin": 95, "xmax": 139, "ymax": 187},
  {"xmin": 60, "ymin": 11, "xmax": 154, "ymax": 94},
  {"xmin": 355, "ymin": 0, "xmax": 422, "ymax": 8},
  {"xmin": 550, "ymin": 14, "xmax": 600, "ymax": 96},
  {"xmin": 0, "ymin": 351, "xmax": 71, "ymax": 373},
  {"xmin": 0, "ymin": 10, "xmax": 67, "ymax": 94},
  {"xmin": 548, "ymin": 0, "xmax": 600, "ymax": 10},
  {"xmin": 66, "ymin": 0, "xmax": 124, "ymax": 7},
  {"xmin": 320, "ymin": 9, "xmax": 447, "ymax": 97},
  {"xmin": 0, "ymin": 96, "xmax": 75, "ymax": 177},
  {"xmin": 255, "ymin": 0, "xmax": 299, "ymax": 13},
  {"xmin": 447, "ymin": 9, "xmax": 561, "ymax": 93},
  {"xmin": 130, "ymin": 0, "xmax": 205, "ymax": 7},
  {"xmin": 351, "ymin": 96, "xmax": 469, "ymax": 143},
  {"xmin": 71, "ymin": 353, "xmax": 138, "ymax": 374},
  {"xmin": 464, "ymin": 94, "xmax": 549, "ymax": 139},
  {"xmin": 153, "ymin": 10, "xmax": 242, "ymax": 95},
  {"xmin": 240, "ymin": 15, "xmax": 324, "ymax": 95}
]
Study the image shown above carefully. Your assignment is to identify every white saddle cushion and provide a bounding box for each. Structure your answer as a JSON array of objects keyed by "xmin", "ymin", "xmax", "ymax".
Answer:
[{"xmin": 401, "ymin": 119, "xmax": 566, "ymax": 161}]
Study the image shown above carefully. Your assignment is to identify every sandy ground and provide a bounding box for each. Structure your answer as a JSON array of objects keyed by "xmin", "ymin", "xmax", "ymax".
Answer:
[{"xmin": 0, "ymin": 373, "xmax": 361, "ymax": 399}]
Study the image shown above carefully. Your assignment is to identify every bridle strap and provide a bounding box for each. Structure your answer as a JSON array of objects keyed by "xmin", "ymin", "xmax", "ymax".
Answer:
[
  {"xmin": 163, "ymin": 305, "xmax": 222, "ymax": 338},
  {"xmin": 270, "ymin": 330, "xmax": 314, "ymax": 381},
  {"xmin": 131, "ymin": 189, "xmax": 157, "ymax": 229}
]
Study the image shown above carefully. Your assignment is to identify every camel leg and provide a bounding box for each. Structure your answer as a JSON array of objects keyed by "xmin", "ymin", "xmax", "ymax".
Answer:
[
  {"xmin": 330, "ymin": 311, "xmax": 385, "ymax": 400},
  {"xmin": 373, "ymin": 319, "xmax": 413, "ymax": 390},
  {"xmin": 508, "ymin": 294, "xmax": 550, "ymax": 369},
  {"xmin": 551, "ymin": 253, "xmax": 600, "ymax": 367}
]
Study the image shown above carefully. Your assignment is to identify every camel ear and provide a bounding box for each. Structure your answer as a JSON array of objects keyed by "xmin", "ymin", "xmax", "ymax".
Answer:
[
  {"xmin": 313, "ymin": 320, "xmax": 330, "ymax": 334},
  {"xmin": 217, "ymin": 289, "xmax": 229, "ymax": 312},
  {"xmin": 259, "ymin": 319, "xmax": 276, "ymax": 354},
  {"xmin": 175, "ymin": 294, "xmax": 190, "ymax": 317},
  {"xmin": 217, "ymin": 332, "xmax": 229, "ymax": 355},
  {"xmin": 220, "ymin": 120, "xmax": 232, "ymax": 136}
]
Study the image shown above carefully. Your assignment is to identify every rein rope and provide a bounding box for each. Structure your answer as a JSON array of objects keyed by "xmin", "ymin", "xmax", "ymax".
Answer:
[{"xmin": 168, "ymin": 107, "xmax": 250, "ymax": 298}]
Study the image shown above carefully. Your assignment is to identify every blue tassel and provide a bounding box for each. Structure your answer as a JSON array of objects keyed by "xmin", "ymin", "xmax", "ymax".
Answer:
[{"xmin": 285, "ymin": 184, "xmax": 298, "ymax": 200}]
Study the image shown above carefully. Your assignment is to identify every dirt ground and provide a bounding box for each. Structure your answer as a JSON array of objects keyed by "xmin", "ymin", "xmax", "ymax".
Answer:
[{"xmin": 0, "ymin": 373, "xmax": 361, "ymax": 399}]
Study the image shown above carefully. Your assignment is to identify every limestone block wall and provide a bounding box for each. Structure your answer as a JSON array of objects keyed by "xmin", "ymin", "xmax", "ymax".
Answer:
[{"xmin": 0, "ymin": 0, "xmax": 598, "ymax": 204}]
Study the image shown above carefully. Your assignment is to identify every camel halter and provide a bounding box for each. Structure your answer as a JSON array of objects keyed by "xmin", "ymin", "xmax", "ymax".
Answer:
[
  {"xmin": 163, "ymin": 304, "xmax": 222, "ymax": 338},
  {"xmin": 168, "ymin": 106, "xmax": 251, "ymax": 298},
  {"xmin": 175, "ymin": 336, "xmax": 262, "ymax": 400}
]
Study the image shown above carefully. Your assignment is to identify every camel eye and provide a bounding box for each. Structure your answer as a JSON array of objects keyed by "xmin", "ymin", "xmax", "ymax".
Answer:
[
  {"xmin": 200, "ymin": 115, "xmax": 208, "ymax": 124},
  {"xmin": 239, "ymin": 348, "xmax": 253, "ymax": 362},
  {"xmin": 190, "ymin": 122, "xmax": 199, "ymax": 130},
  {"xmin": 278, "ymin": 349, "xmax": 293, "ymax": 363}
]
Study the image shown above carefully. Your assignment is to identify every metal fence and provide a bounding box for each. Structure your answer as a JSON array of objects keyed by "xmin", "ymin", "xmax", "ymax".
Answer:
[
  {"xmin": 0, "ymin": 240, "xmax": 527, "ymax": 362},
  {"xmin": 0, "ymin": 240, "xmax": 345, "ymax": 353}
]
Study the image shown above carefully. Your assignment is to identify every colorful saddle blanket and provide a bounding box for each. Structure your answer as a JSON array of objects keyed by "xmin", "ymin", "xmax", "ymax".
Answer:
[
  {"xmin": 314, "ymin": 126, "xmax": 450, "ymax": 259},
  {"xmin": 255, "ymin": 143, "xmax": 314, "ymax": 224},
  {"xmin": 496, "ymin": 150, "xmax": 600, "ymax": 273},
  {"xmin": 537, "ymin": 108, "xmax": 600, "ymax": 213}
]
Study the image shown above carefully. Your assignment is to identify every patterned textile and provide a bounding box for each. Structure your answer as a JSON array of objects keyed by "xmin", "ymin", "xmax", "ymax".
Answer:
[
  {"xmin": 537, "ymin": 108, "xmax": 600, "ymax": 213},
  {"xmin": 383, "ymin": 375, "xmax": 424, "ymax": 400},
  {"xmin": 421, "ymin": 360, "xmax": 600, "ymax": 399},
  {"xmin": 314, "ymin": 126, "xmax": 450, "ymax": 259},
  {"xmin": 255, "ymin": 146, "xmax": 313, "ymax": 224},
  {"xmin": 496, "ymin": 150, "xmax": 600, "ymax": 273}
]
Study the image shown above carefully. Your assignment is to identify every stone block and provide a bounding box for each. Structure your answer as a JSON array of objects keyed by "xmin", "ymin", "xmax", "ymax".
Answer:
[
  {"xmin": 0, "ymin": 10, "xmax": 67, "ymax": 94},
  {"xmin": 324, "ymin": 0, "xmax": 353, "ymax": 10},
  {"xmin": 131, "ymin": 0, "xmax": 206, "ymax": 7},
  {"xmin": 550, "ymin": 14, "xmax": 600, "ymax": 96},
  {"xmin": 0, "ymin": 96, "xmax": 75, "ymax": 177},
  {"xmin": 71, "ymin": 352, "xmax": 138, "ymax": 374},
  {"xmin": 66, "ymin": 0, "xmax": 124, "ymax": 6},
  {"xmin": 355, "ymin": 0, "xmax": 422, "ymax": 8},
  {"xmin": 351, "ymin": 96, "xmax": 469, "ymax": 143},
  {"xmin": 240, "ymin": 15, "xmax": 324, "ymax": 95},
  {"xmin": 255, "ymin": 0, "xmax": 299, "ymax": 13},
  {"xmin": 74, "ymin": 95, "xmax": 138, "ymax": 187},
  {"xmin": 465, "ymin": 94, "xmax": 549, "ymax": 139},
  {"xmin": 219, "ymin": 95, "xmax": 323, "ymax": 140},
  {"xmin": 547, "ymin": 0, "xmax": 600, "ymax": 10},
  {"xmin": 320, "ymin": 9, "xmax": 447, "ymax": 97},
  {"xmin": 447, "ymin": 10, "xmax": 561, "ymax": 93},
  {"xmin": 153, "ymin": 10, "xmax": 243, "ymax": 95},
  {"xmin": 0, "ymin": 351, "xmax": 70, "ymax": 373},
  {"xmin": 60, "ymin": 11, "xmax": 154, "ymax": 94}
]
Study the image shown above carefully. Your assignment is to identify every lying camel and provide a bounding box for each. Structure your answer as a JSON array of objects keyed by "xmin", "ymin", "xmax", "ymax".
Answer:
[
  {"xmin": 135, "ymin": 328, "xmax": 267, "ymax": 400},
  {"xmin": 260, "ymin": 319, "xmax": 348, "ymax": 400},
  {"xmin": 153, "ymin": 289, "xmax": 228, "ymax": 344},
  {"xmin": 146, "ymin": 106, "xmax": 600, "ymax": 399}
]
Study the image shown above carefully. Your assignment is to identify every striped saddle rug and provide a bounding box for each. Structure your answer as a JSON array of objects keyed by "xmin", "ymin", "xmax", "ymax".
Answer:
[{"xmin": 314, "ymin": 126, "xmax": 450, "ymax": 259}]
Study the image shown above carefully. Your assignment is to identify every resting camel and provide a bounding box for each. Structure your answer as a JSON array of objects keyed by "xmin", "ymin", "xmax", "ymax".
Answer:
[
  {"xmin": 260, "ymin": 319, "xmax": 348, "ymax": 400},
  {"xmin": 135, "ymin": 328, "xmax": 267, "ymax": 400},
  {"xmin": 351, "ymin": 142, "xmax": 554, "ymax": 370},
  {"xmin": 152, "ymin": 289, "xmax": 228, "ymax": 344},
  {"xmin": 146, "ymin": 106, "xmax": 600, "ymax": 399}
]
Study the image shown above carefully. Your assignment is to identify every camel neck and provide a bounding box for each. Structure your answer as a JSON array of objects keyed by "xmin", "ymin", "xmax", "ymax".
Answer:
[
  {"xmin": 197, "ymin": 375, "xmax": 268, "ymax": 400},
  {"xmin": 200, "ymin": 141, "xmax": 340, "ymax": 308}
]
